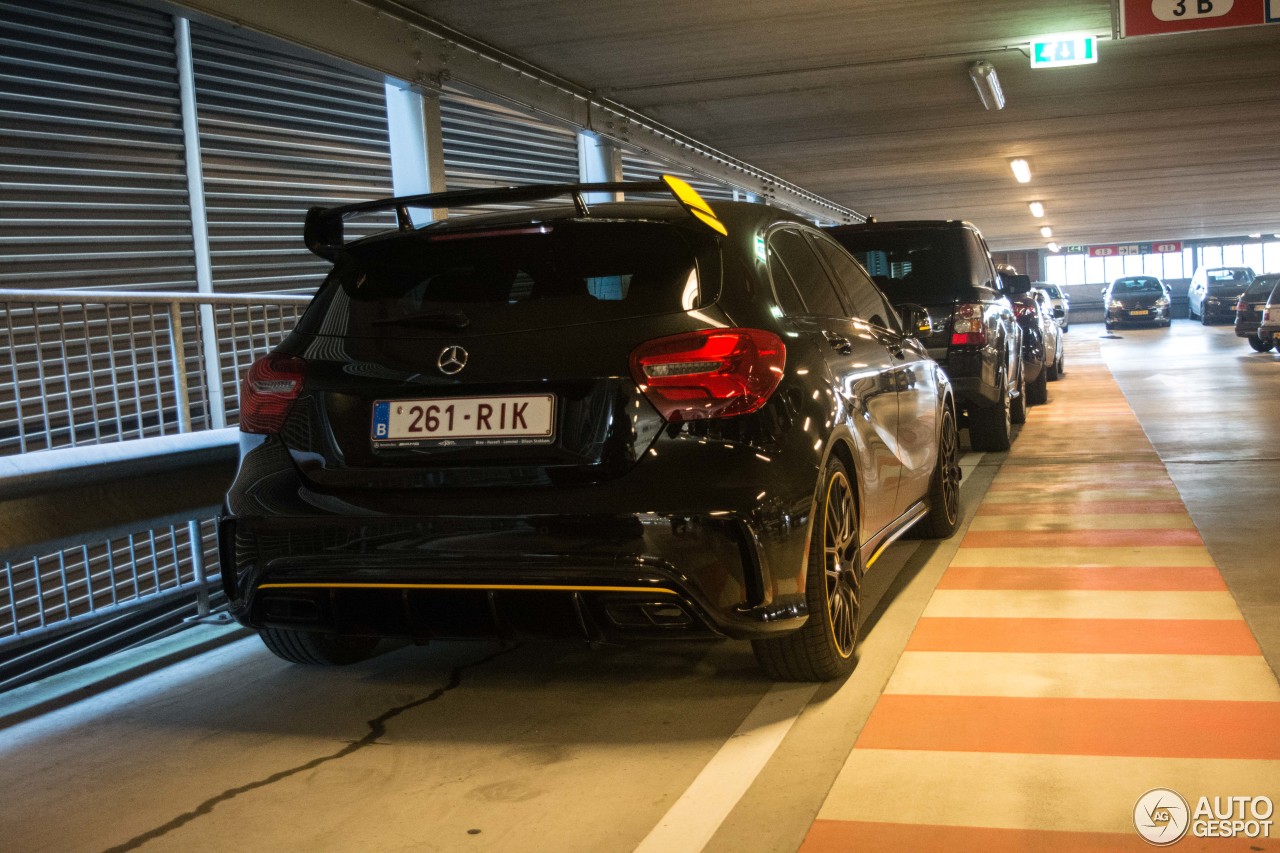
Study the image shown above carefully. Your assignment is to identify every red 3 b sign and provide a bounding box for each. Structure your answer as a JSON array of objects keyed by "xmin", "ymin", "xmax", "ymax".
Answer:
[{"xmin": 1121, "ymin": 0, "xmax": 1274, "ymax": 36}]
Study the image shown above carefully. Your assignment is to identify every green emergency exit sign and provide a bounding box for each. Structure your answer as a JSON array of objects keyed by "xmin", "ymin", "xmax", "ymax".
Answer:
[{"xmin": 1030, "ymin": 34, "xmax": 1098, "ymax": 68}]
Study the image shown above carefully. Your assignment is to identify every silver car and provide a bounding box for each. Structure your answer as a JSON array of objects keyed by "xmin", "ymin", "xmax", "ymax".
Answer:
[{"xmin": 1036, "ymin": 282, "xmax": 1070, "ymax": 331}]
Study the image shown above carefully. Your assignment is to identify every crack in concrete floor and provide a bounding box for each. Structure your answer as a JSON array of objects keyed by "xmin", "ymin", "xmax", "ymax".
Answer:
[{"xmin": 98, "ymin": 643, "xmax": 520, "ymax": 853}]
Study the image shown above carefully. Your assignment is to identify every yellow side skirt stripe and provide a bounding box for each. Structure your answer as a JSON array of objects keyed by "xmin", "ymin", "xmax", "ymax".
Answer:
[{"xmin": 257, "ymin": 582, "xmax": 680, "ymax": 595}]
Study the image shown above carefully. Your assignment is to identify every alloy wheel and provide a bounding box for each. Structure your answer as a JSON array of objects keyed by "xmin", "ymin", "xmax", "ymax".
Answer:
[
  {"xmin": 822, "ymin": 470, "xmax": 859, "ymax": 658},
  {"xmin": 938, "ymin": 409, "xmax": 961, "ymax": 525}
]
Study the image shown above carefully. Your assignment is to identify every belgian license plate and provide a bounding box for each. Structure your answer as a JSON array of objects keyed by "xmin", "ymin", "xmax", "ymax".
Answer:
[
  {"xmin": 372, "ymin": 395, "xmax": 555, "ymax": 447},
  {"xmin": 1130, "ymin": 309, "xmax": 1149, "ymax": 316}
]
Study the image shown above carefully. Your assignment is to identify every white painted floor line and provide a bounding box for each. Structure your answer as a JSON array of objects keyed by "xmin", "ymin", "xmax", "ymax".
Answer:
[{"xmin": 633, "ymin": 681, "xmax": 820, "ymax": 853}]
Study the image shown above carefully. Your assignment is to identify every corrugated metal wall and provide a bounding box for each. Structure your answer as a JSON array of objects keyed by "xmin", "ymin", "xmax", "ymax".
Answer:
[
  {"xmin": 0, "ymin": 0, "xmax": 195, "ymax": 293},
  {"xmin": 622, "ymin": 148, "xmax": 740, "ymax": 203},
  {"xmin": 190, "ymin": 23, "xmax": 396, "ymax": 294},
  {"xmin": 441, "ymin": 91, "xmax": 580, "ymax": 189}
]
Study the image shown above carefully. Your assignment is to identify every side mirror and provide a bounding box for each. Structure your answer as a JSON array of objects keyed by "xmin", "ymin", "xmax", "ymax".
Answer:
[
  {"xmin": 899, "ymin": 303, "xmax": 932, "ymax": 337},
  {"xmin": 1004, "ymin": 273, "xmax": 1032, "ymax": 295}
]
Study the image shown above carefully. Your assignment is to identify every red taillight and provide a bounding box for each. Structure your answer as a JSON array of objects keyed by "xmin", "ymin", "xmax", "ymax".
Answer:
[
  {"xmin": 950, "ymin": 303, "xmax": 987, "ymax": 347},
  {"xmin": 629, "ymin": 328, "xmax": 785, "ymax": 422},
  {"xmin": 239, "ymin": 354, "xmax": 306, "ymax": 434}
]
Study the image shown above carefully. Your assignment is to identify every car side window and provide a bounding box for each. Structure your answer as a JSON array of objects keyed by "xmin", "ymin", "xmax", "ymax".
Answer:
[
  {"xmin": 768, "ymin": 228, "xmax": 846, "ymax": 317},
  {"xmin": 768, "ymin": 252, "xmax": 808, "ymax": 315},
  {"xmin": 808, "ymin": 233, "xmax": 899, "ymax": 331},
  {"xmin": 967, "ymin": 232, "xmax": 996, "ymax": 289}
]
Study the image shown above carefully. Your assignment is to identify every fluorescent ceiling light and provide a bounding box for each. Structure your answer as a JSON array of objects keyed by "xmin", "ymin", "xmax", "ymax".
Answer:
[
  {"xmin": 1047, "ymin": 242, "xmax": 1060, "ymax": 253},
  {"xmin": 968, "ymin": 60, "xmax": 1005, "ymax": 111},
  {"xmin": 1249, "ymin": 233, "xmax": 1262, "ymax": 238},
  {"xmin": 1029, "ymin": 202, "xmax": 1045, "ymax": 218},
  {"xmin": 1010, "ymin": 159, "xmax": 1032, "ymax": 183},
  {"xmin": 1040, "ymin": 226, "xmax": 1053, "ymax": 238}
]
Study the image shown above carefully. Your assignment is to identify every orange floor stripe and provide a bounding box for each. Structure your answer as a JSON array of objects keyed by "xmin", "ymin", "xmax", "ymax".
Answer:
[
  {"xmin": 905, "ymin": 617, "xmax": 1262, "ymax": 655},
  {"xmin": 937, "ymin": 565, "xmax": 1226, "ymax": 591},
  {"xmin": 854, "ymin": 695, "xmax": 1280, "ymax": 759},
  {"xmin": 959, "ymin": 529, "xmax": 1204, "ymax": 548},
  {"xmin": 802, "ymin": 820, "xmax": 1161, "ymax": 853},
  {"xmin": 975, "ymin": 500, "xmax": 1188, "ymax": 516}
]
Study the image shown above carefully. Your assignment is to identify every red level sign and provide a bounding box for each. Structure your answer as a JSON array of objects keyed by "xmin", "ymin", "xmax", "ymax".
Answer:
[{"xmin": 1121, "ymin": 0, "xmax": 1270, "ymax": 37}]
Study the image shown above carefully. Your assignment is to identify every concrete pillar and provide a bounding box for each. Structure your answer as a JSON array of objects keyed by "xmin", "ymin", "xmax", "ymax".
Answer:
[
  {"xmin": 578, "ymin": 131, "xmax": 623, "ymax": 204},
  {"xmin": 385, "ymin": 82, "xmax": 448, "ymax": 222}
]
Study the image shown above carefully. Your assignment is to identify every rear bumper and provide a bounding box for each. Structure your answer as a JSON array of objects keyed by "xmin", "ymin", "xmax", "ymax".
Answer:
[
  {"xmin": 219, "ymin": 438, "xmax": 818, "ymax": 643},
  {"xmin": 220, "ymin": 513, "xmax": 808, "ymax": 642},
  {"xmin": 1202, "ymin": 302, "xmax": 1236, "ymax": 323},
  {"xmin": 941, "ymin": 347, "xmax": 1000, "ymax": 413}
]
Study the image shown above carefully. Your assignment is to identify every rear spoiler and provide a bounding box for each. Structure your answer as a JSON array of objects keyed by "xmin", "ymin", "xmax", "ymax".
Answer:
[{"xmin": 303, "ymin": 175, "xmax": 728, "ymax": 260}]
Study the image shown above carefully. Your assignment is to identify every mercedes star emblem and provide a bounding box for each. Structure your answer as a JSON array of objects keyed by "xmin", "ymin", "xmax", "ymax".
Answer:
[{"xmin": 437, "ymin": 345, "xmax": 468, "ymax": 375}]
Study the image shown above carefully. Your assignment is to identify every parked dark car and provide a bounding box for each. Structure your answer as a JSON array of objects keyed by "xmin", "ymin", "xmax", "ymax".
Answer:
[
  {"xmin": 1188, "ymin": 266, "xmax": 1254, "ymax": 324},
  {"xmin": 826, "ymin": 220, "xmax": 1024, "ymax": 452},
  {"xmin": 219, "ymin": 178, "xmax": 962, "ymax": 682},
  {"xmin": 1235, "ymin": 273, "xmax": 1280, "ymax": 352},
  {"xmin": 1002, "ymin": 270, "xmax": 1050, "ymax": 406},
  {"xmin": 1105, "ymin": 276, "xmax": 1172, "ymax": 330}
]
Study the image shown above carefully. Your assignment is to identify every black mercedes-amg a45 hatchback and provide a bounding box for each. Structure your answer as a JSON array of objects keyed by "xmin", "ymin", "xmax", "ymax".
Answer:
[{"xmin": 218, "ymin": 177, "xmax": 961, "ymax": 681}]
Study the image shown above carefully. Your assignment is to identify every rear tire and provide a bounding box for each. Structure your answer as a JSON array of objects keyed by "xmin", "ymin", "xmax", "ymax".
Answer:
[
  {"xmin": 259, "ymin": 627, "xmax": 381, "ymax": 665},
  {"xmin": 1248, "ymin": 334, "xmax": 1273, "ymax": 352},
  {"xmin": 753, "ymin": 458, "xmax": 861, "ymax": 682},
  {"xmin": 1026, "ymin": 361, "xmax": 1048, "ymax": 404},
  {"xmin": 916, "ymin": 406, "xmax": 961, "ymax": 539},
  {"xmin": 1010, "ymin": 361, "xmax": 1028, "ymax": 425},
  {"xmin": 968, "ymin": 367, "xmax": 1012, "ymax": 452},
  {"xmin": 1201, "ymin": 312, "xmax": 1211, "ymax": 326}
]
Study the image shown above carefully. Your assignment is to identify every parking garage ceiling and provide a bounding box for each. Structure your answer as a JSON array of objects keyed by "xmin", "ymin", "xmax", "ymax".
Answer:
[{"xmin": 180, "ymin": 0, "xmax": 1280, "ymax": 253}]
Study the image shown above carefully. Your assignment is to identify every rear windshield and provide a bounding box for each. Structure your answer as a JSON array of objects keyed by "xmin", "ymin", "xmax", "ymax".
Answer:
[
  {"xmin": 1206, "ymin": 268, "xmax": 1253, "ymax": 290},
  {"xmin": 831, "ymin": 229, "xmax": 979, "ymax": 303},
  {"xmin": 1244, "ymin": 276, "xmax": 1277, "ymax": 299},
  {"xmin": 1111, "ymin": 277, "xmax": 1163, "ymax": 294},
  {"xmin": 295, "ymin": 221, "xmax": 721, "ymax": 337}
]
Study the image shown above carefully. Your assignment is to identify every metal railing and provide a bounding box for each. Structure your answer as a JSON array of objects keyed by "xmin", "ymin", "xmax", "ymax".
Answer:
[
  {"xmin": 0, "ymin": 288, "xmax": 309, "ymax": 657},
  {"xmin": 0, "ymin": 288, "xmax": 310, "ymax": 455}
]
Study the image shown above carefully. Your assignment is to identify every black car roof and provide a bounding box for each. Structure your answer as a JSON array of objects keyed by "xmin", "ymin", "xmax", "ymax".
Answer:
[{"xmin": 826, "ymin": 219, "xmax": 981, "ymax": 234}]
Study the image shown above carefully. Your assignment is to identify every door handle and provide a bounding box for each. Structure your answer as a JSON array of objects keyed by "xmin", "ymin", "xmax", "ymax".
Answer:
[{"xmin": 823, "ymin": 332, "xmax": 853, "ymax": 354}]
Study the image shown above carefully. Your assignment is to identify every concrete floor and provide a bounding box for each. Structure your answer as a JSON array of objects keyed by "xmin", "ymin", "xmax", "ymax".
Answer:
[
  {"xmin": 0, "ymin": 323, "xmax": 1276, "ymax": 853},
  {"xmin": 1097, "ymin": 319, "xmax": 1280, "ymax": 675}
]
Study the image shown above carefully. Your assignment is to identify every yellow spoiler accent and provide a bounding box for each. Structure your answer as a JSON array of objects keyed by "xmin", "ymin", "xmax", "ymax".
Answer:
[{"xmin": 662, "ymin": 175, "xmax": 729, "ymax": 236}]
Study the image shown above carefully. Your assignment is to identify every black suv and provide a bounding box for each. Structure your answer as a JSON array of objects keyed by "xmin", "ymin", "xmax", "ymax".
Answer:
[
  {"xmin": 218, "ymin": 179, "xmax": 961, "ymax": 681},
  {"xmin": 827, "ymin": 220, "xmax": 1024, "ymax": 451}
]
